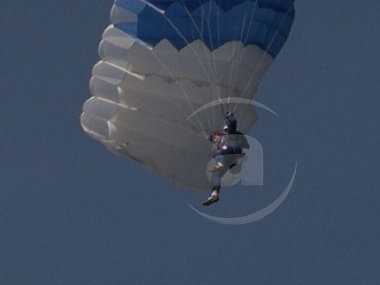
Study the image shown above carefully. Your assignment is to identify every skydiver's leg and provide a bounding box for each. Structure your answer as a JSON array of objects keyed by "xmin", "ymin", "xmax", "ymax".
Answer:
[
  {"xmin": 210, "ymin": 148, "xmax": 224, "ymax": 172},
  {"xmin": 210, "ymin": 155, "xmax": 225, "ymax": 172},
  {"xmin": 210, "ymin": 147, "xmax": 232, "ymax": 172},
  {"xmin": 210, "ymin": 147, "xmax": 238, "ymax": 172},
  {"xmin": 202, "ymin": 168, "xmax": 226, "ymax": 206},
  {"xmin": 211, "ymin": 170, "xmax": 222, "ymax": 194}
]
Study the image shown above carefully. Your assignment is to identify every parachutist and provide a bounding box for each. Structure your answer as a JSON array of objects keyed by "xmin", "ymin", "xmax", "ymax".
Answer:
[{"xmin": 203, "ymin": 112, "xmax": 249, "ymax": 206}]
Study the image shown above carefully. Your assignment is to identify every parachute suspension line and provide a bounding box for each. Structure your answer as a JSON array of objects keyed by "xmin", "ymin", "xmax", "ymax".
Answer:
[
  {"xmin": 149, "ymin": 52, "xmax": 208, "ymax": 136},
  {"xmin": 232, "ymin": 3, "xmax": 294, "ymax": 114},
  {"xmin": 177, "ymin": 0, "xmax": 227, "ymax": 130},
  {"xmin": 228, "ymin": 13, "xmax": 249, "ymax": 99},
  {"xmin": 230, "ymin": 3, "xmax": 259, "ymax": 113},
  {"xmin": 177, "ymin": 0, "xmax": 223, "ymax": 99},
  {"xmin": 110, "ymin": 2, "xmax": 208, "ymax": 136},
  {"xmin": 215, "ymin": 1, "xmax": 258, "ymax": 119},
  {"xmin": 216, "ymin": 1, "xmax": 221, "ymax": 50},
  {"xmin": 243, "ymin": 0, "xmax": 259, "ymax": 45},
  {"xmin": 208, "ymin": 0, "xmax": 237, "ymax": 124},
  {"xmin": 202, "ymin": 0, "xmax": 228, "ymax": 128},
  {"xmin": 182, "ymin": 0, "xmax": 225, "ymax": 100},
  {"xmin": 144, "ymin": 9, "xmax": 212, "ymax": 136},
  {"xmin": 140, "ymin": 0, "xmax": 164, "ymax": 14},
  {"xmin": 226, "ymin": 2, "xmax": 259, "ymax": 115},
  {"xmin": 197, "ymin": 0, "xmax": 220, "ymax": 130},
  {"xmin": 156, "ymin": 1, "xmax": 226, "ymax": 134},
  {"xmin": 211, "ymin": 0, "xmax": 224, "ymax": 122}
]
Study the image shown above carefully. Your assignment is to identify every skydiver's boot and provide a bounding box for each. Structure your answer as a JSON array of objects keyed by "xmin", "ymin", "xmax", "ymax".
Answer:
[{"xmin": 202, "ymin": 195, "xmax": 220, "ymax": 206}]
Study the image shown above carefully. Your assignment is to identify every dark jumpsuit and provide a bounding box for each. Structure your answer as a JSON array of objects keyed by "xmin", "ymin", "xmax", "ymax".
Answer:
[{"xmin": 211, "ymin": 113, "xmax": 246, "ymax": 192}]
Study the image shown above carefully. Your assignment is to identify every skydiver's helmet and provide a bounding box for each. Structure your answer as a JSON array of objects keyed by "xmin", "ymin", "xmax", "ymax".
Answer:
[
  {"xmin": 209, "ymin": 132, "xmax": 216, "ymax": 142},
  {"xmin": 209, "ymin": 131, "xmax": 223, "ymax": 142}
]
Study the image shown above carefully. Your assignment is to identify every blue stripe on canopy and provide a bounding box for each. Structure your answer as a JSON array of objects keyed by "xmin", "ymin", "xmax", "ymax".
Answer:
[{"xmin": 114, "ymin": 0, "xmax": 295, "ymax": 57}]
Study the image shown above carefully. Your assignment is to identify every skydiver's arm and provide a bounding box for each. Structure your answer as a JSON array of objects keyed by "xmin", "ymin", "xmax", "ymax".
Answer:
[{"xmin": 225, "ymin": 112, "xmax": 237, "ymax": 134}]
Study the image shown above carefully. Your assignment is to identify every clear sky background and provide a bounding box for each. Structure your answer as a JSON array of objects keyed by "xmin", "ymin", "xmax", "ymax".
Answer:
[{"xmin": 1, "ymin": 1, "xmax": 379, "ymax": 284}]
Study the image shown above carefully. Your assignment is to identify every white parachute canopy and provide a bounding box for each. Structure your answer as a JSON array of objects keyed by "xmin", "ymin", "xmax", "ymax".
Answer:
[{"xmin": 80, "ymin": 0, "xmax": 295, "ymax": 192}]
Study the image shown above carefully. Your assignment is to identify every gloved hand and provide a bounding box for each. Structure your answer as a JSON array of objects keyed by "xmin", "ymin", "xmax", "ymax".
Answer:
[{"xmin": 225, "ymin": 111, "xmax": 234, "ymax": 118}]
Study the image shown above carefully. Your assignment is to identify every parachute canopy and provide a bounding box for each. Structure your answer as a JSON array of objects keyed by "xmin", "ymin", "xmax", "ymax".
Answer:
[{"xmin": 80, "ymin": 0, "xmax": 295, "ymax": 192}]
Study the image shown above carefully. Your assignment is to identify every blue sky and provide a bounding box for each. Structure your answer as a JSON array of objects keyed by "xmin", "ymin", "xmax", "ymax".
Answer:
[{"xmin": 1, "ymin": 1, "xmax": 379, "ymax": 284}]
